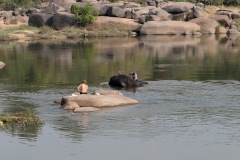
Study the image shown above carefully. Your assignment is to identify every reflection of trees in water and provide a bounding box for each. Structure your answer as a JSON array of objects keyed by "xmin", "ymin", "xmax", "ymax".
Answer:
[
  {"xmin": 0, "ymin": 35, "xmax": 240, "ymax": 84},
  {"xmin": 2, "ymin": 124, "xmax": 42, "ymax": 142}
]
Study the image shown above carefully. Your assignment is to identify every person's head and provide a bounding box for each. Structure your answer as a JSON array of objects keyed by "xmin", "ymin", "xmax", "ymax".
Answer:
[
  {"xmin": 130, "ymin": 71, "xmax": 137, "ymax": 76},
  {"xmin": 83, "ymin": 80, "xmax": 86, "ymax": 84}
]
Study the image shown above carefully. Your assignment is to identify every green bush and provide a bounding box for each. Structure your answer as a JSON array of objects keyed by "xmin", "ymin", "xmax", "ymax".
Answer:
[{"xmin": 71, "ymin": 3, "xmax": 98, "ymax": 27}]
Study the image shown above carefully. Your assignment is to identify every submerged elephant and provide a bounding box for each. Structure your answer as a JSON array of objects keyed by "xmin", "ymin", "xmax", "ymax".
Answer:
[{"xmin": 109, "ymin": 74, "xmax": 148, "ymax": 88}]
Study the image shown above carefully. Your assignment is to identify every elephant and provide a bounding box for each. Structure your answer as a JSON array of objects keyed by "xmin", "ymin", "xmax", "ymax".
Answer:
[{"xmin": 109, "ymin": 74, "xmax": 149, "ymax": 88}]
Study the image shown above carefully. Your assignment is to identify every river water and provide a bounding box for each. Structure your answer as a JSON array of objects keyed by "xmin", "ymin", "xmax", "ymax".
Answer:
[{"xmin": 0, "ymin": 35, "xmax": 240, "ymax": 160}]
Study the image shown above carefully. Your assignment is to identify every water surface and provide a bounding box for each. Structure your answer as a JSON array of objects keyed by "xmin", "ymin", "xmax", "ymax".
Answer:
[{"xmin": 0, "ymin": 35, "xmax": 240, "ymax": 160}]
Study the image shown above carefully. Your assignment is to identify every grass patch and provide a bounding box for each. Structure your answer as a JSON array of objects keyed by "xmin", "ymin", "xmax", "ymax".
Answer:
[{"xmin": 0, "ymin": 107, "xmax": 43, "ymax": 126}]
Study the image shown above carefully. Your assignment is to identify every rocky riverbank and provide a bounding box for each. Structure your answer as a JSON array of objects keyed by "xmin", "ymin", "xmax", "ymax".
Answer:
[{"xmin": 1, "ymin": 0, "xmax": 240, "ymax": 41}]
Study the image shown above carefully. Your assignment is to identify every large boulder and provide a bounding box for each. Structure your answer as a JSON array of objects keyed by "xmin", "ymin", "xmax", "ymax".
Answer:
[
  {"xmin": 227, "ymin": 29, "xmax": 240, "ymax": 36},
  {"xmin": 189, "ymin": 17, "xmax": 220, "ymax": 34},
  {"xmin": 192, "ymin": 5, "xmax": 208, "ymax": 18},
  {"xmin": 42, "ymin": 2, "xmax": 66, "ymax": 14},
  {"xmin": 53, "ymin": 0, "xmax": 76, "ymax": 12},
  {"xmin": 61, "ymin": 101, "xmax": 79, "ymax": 110},
  {"xmin": 134, "ymin": 6, "xmax": 156, "ymax": 18},
  {"xmin": 148, "ymin": 8, "xmax": 172, "ymax": 21},
  {"xmin": 61, "ymin": 94, "xmax": 138, "ymax": 108},
  {"xmin": 95, "ymin": 16, "xmax": 142, "ymax": 32},
  {"xmin": 51, "ymin": 12, "xmax": 76, "ymax": 30},
  {"xmin": 208, "ymin": 14, "xmax": 231, "ymax": 27},
  {"xmin": 107, "ymin": 6, "xmax": 126, "ymax": 18},
  {"xmin": 28, "ymin": 13, "xmax": 53, "ymax": 27},
  {"xmin": 216, "ymin": 10, "xmax": 232, "ymax": 19},
  {"xmin": 172, "ymin": 12, "xmax": 189, "ymax": 21},
  {"xmin": 0, "ymin": 61, "xmax": 5, "ymax": 69},
  {"xmin": 140, "ymin": 21, "xmax": 201, "ymax": 35},
  {"xmin": 232, "ymin": 13, "xmax": 240, "ymax": 20},
  {"xmin": 162, "ymin": 2, "xmax": 195, "ymax": 14}
]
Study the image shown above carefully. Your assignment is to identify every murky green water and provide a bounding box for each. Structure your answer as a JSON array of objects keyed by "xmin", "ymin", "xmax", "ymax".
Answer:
[{"xmin": 0, "ymin": 35, "xmax": 240, "ymax": 160}]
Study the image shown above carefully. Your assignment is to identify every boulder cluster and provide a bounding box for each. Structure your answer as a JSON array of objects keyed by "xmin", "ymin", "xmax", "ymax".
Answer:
[{"xmin": 1, "ymin": 0, "xmax": 240, "ymax": 35}]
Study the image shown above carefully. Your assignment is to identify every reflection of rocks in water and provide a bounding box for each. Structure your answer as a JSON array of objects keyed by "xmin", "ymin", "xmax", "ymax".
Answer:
[
  {"xmin": 140, "ymin": 35, "xmax": 240, "ymax": 60},
  {"xmin": 93, "ymin": 37, "xmax": 140, "ymax": 62},
  {"xmin": 140, "ymin": 35, "xmax": 202, "ymax": 59},
  {"xmin": 27, "ymin": 42, "xmax": 73, "ymax": 68},
  {"xmin": 2, "ymin": 124, "xmax": 42, "ymax": 142}
]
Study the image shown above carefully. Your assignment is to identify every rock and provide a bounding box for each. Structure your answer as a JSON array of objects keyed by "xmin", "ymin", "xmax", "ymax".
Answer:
[
  {"xmin": 125, "ymin": 10, "xmax": 132, "ymax": 19},
  {"xmin": 149, "ymin": 8, "xmax": 172, "ymax": 21},
  {"xmin": 0, "ymin": 11, "xmax": 14, "ymax": 22},
  {"xmin": 124, "ymin": 2, "xmax": 141, "ymax": 8},
  {"xmin": 231, "ymin": 13, "xmax": 240, "ymax": 20},
  {"xmin": 135, "ymin": 6, "xmax": 156, "ymax": 16},
  {"xmin": 192, "ymin": 5, "xmax": 207, "ymax": 18},
  {"xmin": 12, "ymin": 8, "xmax": 21, "ymax": 16},
  {"xmin": 208, "ymin": 14, "xmax": 231, "ymax": 27},
  {"xmin": 131, "ymin": 11, "xmax": 139, "ymax": 19},
  {"xmin": 98, "ymin": 4, "xmax": 110, "ymax": 16},
  {"xmin": 61, "ymin": 94, "xmax": 138, "ymax": 108},
  {"xmin": 162, "ymin": 2, "xmax": 195, "ymax": 14},
  {"xmin": 227, "ymin": 29, "xmax": 240, "ymax": 36},
  {"xmin": 148, "ymin": 15, "xmax": 161, "ymax": 21},
  {"xmin": 189, "ymin": 17, "xmax": 219, "ymax": 34},
  {"xmin": 28, "ymin": 13, "xmax": 53, "ymax": 27},
  {"xmin": 172, "ymin": 12, "xmax": 189, "ymax": 21},
  {"xmin": 230, "ymin": 21, "xmax": 239, "ymax": 30},
  {"xmin": 35, "ymin": 2, "xmax": 49, "ymax": 10},
  {"xmin": 140, "ymin": 21, "xmax": 201, "ymax": 35},
  {"xmin": 95, "ymin": 16, "xmax": 142, "ymax": 32},
  {"xmin": 53, "ymin": 0, "xmax": 76, "ymax": 12},
  {"xmin": 61, "ymin": 101, "xmax": 79, "ymax": 110},
  {"xmin": 138, "ymin": 15, "xmax": 148, "ymax": 24},
  {"xmin": 74, "ymin": 107, "xmax": 100, "ymax": 112},
  {"xmin": 42, "ymin": 2, "xmax": 66, "ymax": 14},
  {"xmin": 14, "ymin": 15, "xmax": 29, "ymax": 23},
  {"xmin": 216, "ymin": 10, "xmax": 232, "ymax": 19},
  {"xmin": 26, "ymin": 8, "xmax": 41, "ymax": 16},
  {"xmin": 51, "ymin": 12, "xmax": 76, "ymax": 30},
  {"xmin": 0, "ymin": 61, "xmax": 6, "ymax": 69},
  {"xmin": 107, "ymin": 6, "xmax": 126, "ymax": 18}
]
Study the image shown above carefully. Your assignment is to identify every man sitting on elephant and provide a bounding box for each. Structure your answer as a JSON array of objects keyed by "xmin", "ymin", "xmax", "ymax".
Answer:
[{"xmin": 130, "ymin": 71, "xmax": 138, "ymax": 81}]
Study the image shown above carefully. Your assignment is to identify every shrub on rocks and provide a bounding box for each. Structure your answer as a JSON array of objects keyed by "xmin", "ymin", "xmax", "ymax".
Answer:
[{"xmin": 71, "ymin": 2, "xmax": 98, "ymax": 26}]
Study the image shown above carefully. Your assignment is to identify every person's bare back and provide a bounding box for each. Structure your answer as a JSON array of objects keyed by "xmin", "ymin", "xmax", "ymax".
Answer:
[{"xmin": 77, "ymin": 80, "xmax": 88, "ymax": 94}]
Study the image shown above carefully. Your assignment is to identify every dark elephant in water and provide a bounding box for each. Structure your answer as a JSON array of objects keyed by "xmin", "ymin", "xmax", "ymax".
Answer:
[{"xmin": 109, "ymin": 74, "xmax": 148, "ymax": 88}]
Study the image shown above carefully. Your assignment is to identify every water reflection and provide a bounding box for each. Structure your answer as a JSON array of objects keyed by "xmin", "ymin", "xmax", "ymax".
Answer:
[
  {"xmin": 0, "ymin": 35, "xmax": 240, "ymax": 147},
  {"xmin": 0, "ymin": 35, "xmax": 240, "ymax": 85}
]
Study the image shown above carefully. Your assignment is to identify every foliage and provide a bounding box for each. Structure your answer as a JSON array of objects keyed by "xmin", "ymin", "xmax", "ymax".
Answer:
[
  {"xmin": 0, "ymin": 0, "xmax": 44, "ymax": 10},
  {"xmin": 71, "ymin": 3, "xmax": 98, "ymax": 27},
  {"xmin": 0, "ymin": 107, "xmax": 43, "ymax": 125}
]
